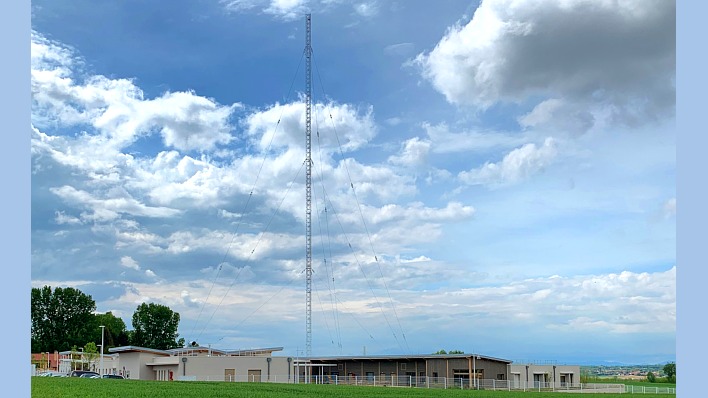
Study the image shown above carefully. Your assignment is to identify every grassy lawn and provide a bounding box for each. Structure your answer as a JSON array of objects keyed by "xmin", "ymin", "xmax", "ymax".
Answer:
[{"xmin": 31, "ymin": 377, "xmax": 676, "ymax": 398}]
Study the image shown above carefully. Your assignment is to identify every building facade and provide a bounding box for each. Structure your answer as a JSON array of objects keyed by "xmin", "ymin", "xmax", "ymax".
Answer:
[
  {"xmin": 101, "ymin": 345, "xmax": 581, "ymax": 390},
  {"xmin": 508, "ymin": 364, "xmax": 581, "ymax": 389}
]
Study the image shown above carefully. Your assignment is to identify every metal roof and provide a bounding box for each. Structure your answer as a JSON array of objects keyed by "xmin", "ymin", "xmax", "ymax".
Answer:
[
  {"xmin": 108, "ymin": 345, "xmax": 284, "ymax": 356},
  {"xmin": 107, "ymin": 346, "xmax": 171, "ymax": 355},
  {"xmin": 306, "ymin": 353, "xmax": 512, "ymax": 364}
]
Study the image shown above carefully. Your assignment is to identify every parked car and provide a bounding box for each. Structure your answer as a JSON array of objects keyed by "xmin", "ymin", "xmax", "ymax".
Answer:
[
  {"xmin": 37, "ymin": 371, "xmax": 67, "ymax": 377},
  {"xmin": 79, "ymin": 373, "xmax": 100, "ymax": 378},
  {"xmin": 102, "ymin": 374, "xmax": 124, "ymax": 379},
  {"xmin": 70, "ymin": 370, "xmax": 99, "ymax": 378}
]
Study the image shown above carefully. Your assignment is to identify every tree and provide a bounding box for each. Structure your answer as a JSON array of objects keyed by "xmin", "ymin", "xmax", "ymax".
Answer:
[
  {"xmin": 663, "ymin": 362, "xmax": 676, "ymax": 382},
  {"xmin": 83, "ymin": 342, "xmax": 99, "ymax": 372},
  {"xmin": 130, "ymin": 303, "xmax": 182, "ymax": 350},
  {"xmin": 647, "ymin": 372, "xmax": 656, "ymax": 383},
  {"xmin": 433, "ymin": 349, "xmax": 465, "ymax": 355},
  {"xmin": 31, "ymin": 286, "xmax": 97, "ymax": 353},
  {"xmin": 94, "ymin": 312, "xmax": 130, "ymax": 352}
]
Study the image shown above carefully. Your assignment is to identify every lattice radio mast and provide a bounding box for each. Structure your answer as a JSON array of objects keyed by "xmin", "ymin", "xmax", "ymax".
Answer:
[{"xmin": 304, "ymin": 13, "xmax": 313, "ymax": 358}]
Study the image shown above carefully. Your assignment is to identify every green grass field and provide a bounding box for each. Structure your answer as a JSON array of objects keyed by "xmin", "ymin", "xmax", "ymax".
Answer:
[{"xmin": 31, "ymin": 377, "xmax": 676, "ymax": 398}]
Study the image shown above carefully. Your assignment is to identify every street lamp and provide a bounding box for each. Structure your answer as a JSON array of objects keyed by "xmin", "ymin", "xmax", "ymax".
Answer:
[{"xmin": 100, "ymin": 325, "xmax": 105, "ymax": 376}]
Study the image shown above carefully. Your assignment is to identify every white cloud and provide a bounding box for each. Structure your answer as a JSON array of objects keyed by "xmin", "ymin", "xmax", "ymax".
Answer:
[
  {"xmin": 458, "ymin": 137, "xmax": 557, "ymax": 186},
  {"xmin": 244, "ymin": 100, "xmax": 376, "ymax": 155},
  {"xmin": 415, "ymin": 0, "xmax": 675, "ymax": 130},
  {"xmin": 31, "ymin": 31, "xmax": 239, "ymax": 153},
  {"xmin": 369, "ymin": 202, "xmax": 474, "ymax": 225},
  {"xmin": 384, "ymin": 43, "xmax": 414, "ymax": 57},
  {"xmin": 32, "ymin": 265, "xmax": 675, "ymax": 352},
  {"xmin": 265, "ymin": 0, "xmax": 308, "ymax": 20},
  {"xmin": 120, "ymin": 256, "xmax": 141, "ymax": 271},
  {"xmin": 50, "ymin": 185, "xmax": 182, "ymax": 220},
  {"xmin": 423, "ymin": 122, "xmax": 526, "ymax": 154},
  {"xmin": 388, "ymin": 137, "xmax": 431, "ymax": 168},
  {"xmin": 221, "ymin": 0, "xmax": 308, "ymax": 20},
  {"xmin": 354, "ymin": 1, "xmax": 378, "ymax": 18},
  {"xmin": 220, "ymin": 0, "xmax": 384, "ymax": 22},
  {"xmin": 54, "ymin": 211, "xmax": 82, "ymax": 225},
  {"xmin": 518, "ymin": 98, "xmax": 595, "ymax": 135}
]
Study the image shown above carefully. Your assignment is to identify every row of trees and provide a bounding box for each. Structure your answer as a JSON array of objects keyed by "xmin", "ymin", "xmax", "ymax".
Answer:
[
  {"xmin": 31, "ymin": 286, "xmax": 184, "ymax": 353},
  {"xmin": 647, "ymin": 362, "xmax": 676, "ymax": 383},
  {"xmin": 433, "ymin": 349, "xmax": 465, "ymax": 354}
]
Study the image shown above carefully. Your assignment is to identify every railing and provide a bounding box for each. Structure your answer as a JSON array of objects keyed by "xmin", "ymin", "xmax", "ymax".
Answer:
[
  {"xmin": 170, "ymin": 374, "xmax": 677, "ymax": 394},
  {"xmin": 625, "ymin": 385, "xmax": 677, "ymax": 394}
]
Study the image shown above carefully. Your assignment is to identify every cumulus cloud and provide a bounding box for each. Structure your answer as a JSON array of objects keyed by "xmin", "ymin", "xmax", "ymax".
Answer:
[
  {"xmin": 120, "ymin": 256, "xmax": 141, "ymax": 271},
  {"xmin": 221, "ymin": 0, "xmax": 307, "ymax": 20},
  {"xmin": 49, "ymin": 185, "xmax": 182, "ymax": 221},
  {"xmin": 415, "ymin": 0, "xmax": 675, "ymax": 132},
  {"xmin": 243, "ymin": 100, "xmax": 376, "ymax": 155},
  {"xmin": 220, "ymin": 0, "xmax": 380, "ymax": 21},
  {"xmin": 54, "ymin": 211, "xmax": 82, "ymax": 225},
  {"xmin": 31, "ymin": 31, "xmax": 239, "ymax": 152},
  {"xmin": 458, "ymin": 137, "xmax": 558, "ymax": 186},
  {"xmin": 388, "ymin": 137, "xmax": 431, "ymax": 167}
]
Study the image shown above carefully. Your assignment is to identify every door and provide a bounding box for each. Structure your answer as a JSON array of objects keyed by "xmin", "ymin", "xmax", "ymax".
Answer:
[
  {"xmin": 247, "ymin": 369, "xmax": 262, "ymax": 382},
  {"xmin": 225, "ymin": 369, "xmax": 235, "ymax": 382}
]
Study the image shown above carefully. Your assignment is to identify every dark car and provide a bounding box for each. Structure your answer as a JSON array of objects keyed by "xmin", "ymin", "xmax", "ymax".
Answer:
[
  {"xmin": 70, "ymin": 370, "xmax": 99, "ymax": 378},
  {"xmin": 102, "ymin": 374, "xmax": 124, "ymax": 379}
]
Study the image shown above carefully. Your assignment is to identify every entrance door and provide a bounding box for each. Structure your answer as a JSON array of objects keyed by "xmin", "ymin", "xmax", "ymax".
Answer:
[
  {"xmin": 248, "ymin": 369, "xmax": 262, "ymax": 382},
  {"xmin": 225, "ymin": 369, "xmax": 235, "ymax": 382}
]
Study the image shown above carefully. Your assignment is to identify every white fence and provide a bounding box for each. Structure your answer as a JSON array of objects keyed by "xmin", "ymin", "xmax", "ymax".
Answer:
[{"xmin": 175, "ymin": 374, "xmax": 677, "ymax": 394}]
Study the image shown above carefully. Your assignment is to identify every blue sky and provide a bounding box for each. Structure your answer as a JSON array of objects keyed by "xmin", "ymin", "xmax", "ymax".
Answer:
[{"xmin": 30, "ymin": 0, "xmax": 675, "ymax": 365}]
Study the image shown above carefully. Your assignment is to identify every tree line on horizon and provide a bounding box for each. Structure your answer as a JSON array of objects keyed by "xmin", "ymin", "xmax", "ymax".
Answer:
[{"xmin": 31, "ymin": 285, "xmax": 183, "ymax": 353}]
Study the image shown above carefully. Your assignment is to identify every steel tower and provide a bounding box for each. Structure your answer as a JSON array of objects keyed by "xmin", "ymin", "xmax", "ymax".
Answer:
[{"xmin": 304, "ymin": 13, "xmax": 313, "ymax": 359}]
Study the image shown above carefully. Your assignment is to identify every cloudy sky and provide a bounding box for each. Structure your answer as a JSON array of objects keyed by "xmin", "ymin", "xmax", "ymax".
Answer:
[{"xmin": 30, "ymin": 0, "xmax": 675, "ymax": 365}]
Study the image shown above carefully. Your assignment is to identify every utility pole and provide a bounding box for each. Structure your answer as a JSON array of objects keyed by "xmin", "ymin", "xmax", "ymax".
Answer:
[
  {"xmin": 304, "ymin": 12, "xmax": 313, "ymax": 360},
  {"xmin": 100, "ymin": 325, "xmax": 105, "ymax": 376}
]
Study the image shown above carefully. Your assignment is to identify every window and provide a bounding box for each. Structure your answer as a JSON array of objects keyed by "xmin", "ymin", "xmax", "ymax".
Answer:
[
  {"xmin": 452, "ymin": 369, "xmax": 470, "ymax": 379},
  {"xmin": 400, "ymin": 363, "xmax": 407, "ymax": 370}
]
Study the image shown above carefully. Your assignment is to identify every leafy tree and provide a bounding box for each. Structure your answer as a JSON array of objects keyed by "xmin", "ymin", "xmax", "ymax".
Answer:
[
  {"xmin": 663, "ymin": 362, "xmax": 676, "ymax": 382},
  {"xmin": 31, "ymin": 286, "xmax": 97, "ymax": 353},
  {"xmin": 83, "ymin": 342, "xmax": 99, "ymax": 371},
  {"xmin": 647, "ymin": 372, "xmax": 656, "ymax": 383},
  {"xmin": 130, "ymin": 303, "xmax": 182, "ymax": 350},
  {"xmin": 432, "ymin": 349, "xmax": 465, "ymax": 354},
  {"xmin": 94, "ymin": 312, "xmax": 130, "ymax": 352}
]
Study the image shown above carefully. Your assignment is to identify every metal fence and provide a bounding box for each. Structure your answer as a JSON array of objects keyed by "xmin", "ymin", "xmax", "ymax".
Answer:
[{"xmin": 176, "ymin": 374, "xmax": 676, "ymax": 394}]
